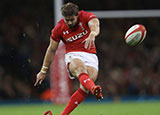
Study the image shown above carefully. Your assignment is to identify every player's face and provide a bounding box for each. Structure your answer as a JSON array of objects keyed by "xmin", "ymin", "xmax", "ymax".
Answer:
[{"xmin": 64, "ymin": 15, "xmax": 78, "ymax": 28}]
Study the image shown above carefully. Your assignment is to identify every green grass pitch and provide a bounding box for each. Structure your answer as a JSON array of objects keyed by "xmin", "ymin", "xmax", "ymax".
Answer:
[{"xmin": 0, "ymin": 101, "xmax": 160, "ymax": 115}]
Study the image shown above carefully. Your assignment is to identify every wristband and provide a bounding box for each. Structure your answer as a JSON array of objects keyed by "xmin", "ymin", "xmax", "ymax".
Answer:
[
  {"xmin": 41, "ymin": 66, "xmax": 48, "ymax": 74},
  {"xmin": 41, "ymin": 70, "xmax": 47, "ymax": 74},
  {"xmin": 42, "ymin": 66, "xmax": 48, "ymax": 69}
]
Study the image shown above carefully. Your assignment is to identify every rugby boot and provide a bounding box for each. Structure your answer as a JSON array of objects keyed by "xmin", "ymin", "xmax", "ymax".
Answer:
[
  {"xmin": 43, "ymin": 110, "xmax": 53, "ymax": 115},
  {"xmin": 91, "ymin": 85, "xmax": 103, "ymax": 101}
]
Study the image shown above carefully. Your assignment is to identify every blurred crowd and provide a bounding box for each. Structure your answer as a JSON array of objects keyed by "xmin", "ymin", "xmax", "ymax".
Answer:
[
  {"xmin": 0, "ymin": 0, "xmax": 53, "ymax": 100},
  {"xmin": 0, "ymin": 0, "xmax": 160, "ymax": 100}
]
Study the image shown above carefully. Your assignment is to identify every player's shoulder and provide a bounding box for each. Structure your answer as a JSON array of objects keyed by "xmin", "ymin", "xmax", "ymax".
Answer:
[
  {"xmin": 79, "ymin": 10, "xmax": 95, "ymax": 16},
  {"xmin": 58, "ymin": 18, "xmax": 65, "ymax": 25},
  {"xmin": 79, "ymin": 10, "xmax": 89, "ymax": 16},
  {"xmin": 78, "ymin": 10, "xmax": 97, "ymax": 20},
  {"xmin": 55, "ymin": 19, "xmax": 65, "ymax": 28},
  {"xmin": 52, "ymin": 19, "xmax": 66, "ymax": 32}
]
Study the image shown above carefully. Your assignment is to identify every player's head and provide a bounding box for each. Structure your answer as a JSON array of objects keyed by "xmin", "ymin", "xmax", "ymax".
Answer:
[{"xmin": 61, "ymin": 2, "xmax": 79, "ymax": 28}]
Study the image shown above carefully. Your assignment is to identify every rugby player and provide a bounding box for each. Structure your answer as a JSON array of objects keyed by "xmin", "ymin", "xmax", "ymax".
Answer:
[{"xmin": 34, "ymin": 2, "xmax": 103, "ymax": 115}]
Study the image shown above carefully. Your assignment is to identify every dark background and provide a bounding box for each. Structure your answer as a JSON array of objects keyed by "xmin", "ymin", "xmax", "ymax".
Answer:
[{"xmin": 0, "ymin": 0, "xmax": 160, "ymax": 101}]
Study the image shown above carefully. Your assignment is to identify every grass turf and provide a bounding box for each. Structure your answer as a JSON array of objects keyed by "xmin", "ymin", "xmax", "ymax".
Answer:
[{"xmin": 0, "ymin": 101, "xmax": 160, "ymax": 115}]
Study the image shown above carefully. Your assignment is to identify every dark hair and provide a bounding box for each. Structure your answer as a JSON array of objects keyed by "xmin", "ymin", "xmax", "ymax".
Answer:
[{"xmin": 61, "ymin": 2, "xmax": 79, "ymax": 17}]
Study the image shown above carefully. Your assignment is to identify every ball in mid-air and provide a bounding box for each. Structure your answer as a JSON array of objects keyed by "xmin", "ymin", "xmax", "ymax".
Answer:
[{"xmin": 124, "ymin": 24, "xmax": 147, "ymax": 46}]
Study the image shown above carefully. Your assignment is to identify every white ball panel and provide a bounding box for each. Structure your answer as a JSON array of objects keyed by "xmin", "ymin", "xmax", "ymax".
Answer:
[
  {"xmin": 125, "ymin": 31, "xmax": 142, "ymax": 46},
  {"xmin": 125, "ymin": 24, "xmax": 140, "ymax": 38}
]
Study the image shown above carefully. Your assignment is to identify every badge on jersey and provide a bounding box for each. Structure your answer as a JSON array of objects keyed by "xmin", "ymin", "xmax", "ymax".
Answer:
[{"xmin": 79, "ymin": 22, "xmax": 84, "ymax": 30}]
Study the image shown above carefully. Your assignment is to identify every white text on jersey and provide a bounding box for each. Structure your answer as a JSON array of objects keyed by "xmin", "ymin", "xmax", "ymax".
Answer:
[{"xmin": 65, "ymin": 30, "xmax": 88, "ymax": 42}]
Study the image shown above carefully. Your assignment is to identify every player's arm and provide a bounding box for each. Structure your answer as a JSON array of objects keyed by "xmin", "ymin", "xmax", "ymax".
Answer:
[
  {"xmin": 82, "ymin": 18, "xmax": 100, "ymax": 49},
  {"xmin": 41, "ymin": 38, "xmax": 59, "ymax": 72},
  {"xmin": 88, "ymin": 18, "xmax": 100, "ymax": 37},
  {"xmin": 34, "ymin": 38, "xmax": 59, "ymax": 86}
]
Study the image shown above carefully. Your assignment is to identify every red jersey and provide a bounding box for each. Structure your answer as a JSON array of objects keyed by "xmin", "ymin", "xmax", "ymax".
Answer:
[{"xmin": 51, "ymin": 10, "xmax": 97, "ymax": 54}]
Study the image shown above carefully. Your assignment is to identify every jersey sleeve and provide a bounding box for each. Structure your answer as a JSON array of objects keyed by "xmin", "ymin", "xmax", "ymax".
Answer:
[
  {"xmin": 81, "ymin": 11, "xmax": 97, "ymax": 23},
  {"xmin": 50, "ymin": 23, "xmax": 62, "ymax": 42}
]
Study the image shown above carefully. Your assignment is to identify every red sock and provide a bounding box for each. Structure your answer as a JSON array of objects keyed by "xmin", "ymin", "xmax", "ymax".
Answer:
[
  {"xmin": 78, "ymin": 73, "xmax": 95, "ymax": 91},
  {"xmin": 61, "ymin": 88, "xmax": 88, "ymax": 115}
]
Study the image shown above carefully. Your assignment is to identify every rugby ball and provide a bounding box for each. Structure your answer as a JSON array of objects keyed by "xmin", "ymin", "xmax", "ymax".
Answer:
[{"xmin": 124, "ymin": 24, "xmax": 147, "ymax": 46}]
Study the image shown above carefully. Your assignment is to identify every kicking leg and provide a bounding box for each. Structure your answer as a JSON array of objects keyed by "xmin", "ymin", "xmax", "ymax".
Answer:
[
  {"xmin": 61, "ymin": 59, "xmax": 89, "ymax": 115},
  {"xmin": 69, "ymin": 58, "xmax": 96, "ymax": 92},
  {"xmin": 70, "ymin": 59, "xmax": 103, "ymax": 100},
  {"xmin": 81, "ymin": 65, "xmax": 103, "ymax": 101},
  {"xmin": 61, "ymin": 58, "xmax": 103, "ymax": 115}
]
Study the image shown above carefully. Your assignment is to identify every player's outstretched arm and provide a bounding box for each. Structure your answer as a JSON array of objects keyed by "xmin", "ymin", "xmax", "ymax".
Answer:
[
  {"xmin": 82, "ymin": 18, "xmax": 100, "ymax": 49},
  {"xmin": 34, "ymin": 39, "xmax": 59, "ymax": 86}
]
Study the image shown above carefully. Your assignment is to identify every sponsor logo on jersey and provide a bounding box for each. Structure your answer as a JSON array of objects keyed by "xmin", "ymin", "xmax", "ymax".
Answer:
[{"xmin": 65, "ymin": 30, "xmax": 88, "ymax": 42}]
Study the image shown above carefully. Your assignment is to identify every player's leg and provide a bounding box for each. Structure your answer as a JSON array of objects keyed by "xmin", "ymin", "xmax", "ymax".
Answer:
[
  {"xmin": 61, "ymin": 58, "xmax": 96, "ymax": 115},
  {"xmin": 80, "ymin": 65, "xmax": 98, "ymax": 92},
  {"xmin": 70, "ymin": 58, "xmax": 103, "ymax": 99},
  {"xmin": 86, "ymin": 65, "xmax": 98, "ymax": 82},
  {"xmin": 80, "ymin": 65, "xmax": 103, "ymax": 100},
  {"xmin": 60, "ymin": 87, "xmax": 88, "ymax": 115},
  {"xmin": 69, "ymin": 58, "xmax": 97, "ymax": 92}
]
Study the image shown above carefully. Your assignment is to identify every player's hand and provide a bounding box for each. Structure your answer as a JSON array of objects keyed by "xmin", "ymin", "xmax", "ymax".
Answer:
[
  {"xmin": 34, "ymin": 72, "xmax": 46, "ymax": 86},
  {"xmin": 82, "ymin": 33, "xmax": 95, "ymax": 50}
]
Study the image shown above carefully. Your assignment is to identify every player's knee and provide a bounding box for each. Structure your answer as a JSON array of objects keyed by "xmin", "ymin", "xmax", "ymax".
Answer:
[
  {"xmin": 90, "ymin": 73, "xmax": 98, "ymax": 82},
  {"xmin": 90, "ymin": 76, "xmax": 97, "ymax": 82},
  {"xmin": 87, "ymin": 66, "xmax": 98, "ymax": 81},
  {"xmin": 71, "ymin": 66, "xmax": 87, "ymax": 77}
]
